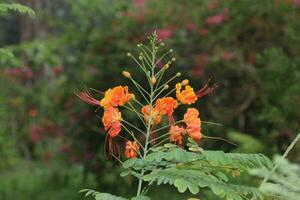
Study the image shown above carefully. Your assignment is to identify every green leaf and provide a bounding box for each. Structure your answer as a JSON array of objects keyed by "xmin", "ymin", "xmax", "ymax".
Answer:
[
  {"xmin": 0, "ymin": 48, "xmax": 14, "ymax": 58},
  {"xmin": 0, "ymin": 3, "xmax": 35, "ymax": 16},
  {"xmin": 123, "ymin": 158, "xmax": 137, "ymax": 168},
  {"xmin": 174, "ymin": 178, "xmax": 188, "ymax": 193}
]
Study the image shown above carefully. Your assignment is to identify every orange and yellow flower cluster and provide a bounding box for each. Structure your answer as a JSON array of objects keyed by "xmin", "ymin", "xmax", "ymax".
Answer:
[{"xmin": 100, "ymin": 86, "xmax": 134, "ymax": 137}]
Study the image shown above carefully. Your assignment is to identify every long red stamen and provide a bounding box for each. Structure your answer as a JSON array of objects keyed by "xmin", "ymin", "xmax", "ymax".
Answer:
[
  {"xmin": 75, "ymin": 90, "xmax": 100, "ymax": 106},
  {"xmin": 196, "ymin": 79, "xmax": 218, "ymax": 98}
]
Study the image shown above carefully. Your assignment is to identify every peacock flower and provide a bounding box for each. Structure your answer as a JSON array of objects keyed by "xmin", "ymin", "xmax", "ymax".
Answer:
[
  {"xmin": 184, "ymin": 108, "xmax": 202, "ymax": 141},
  {"xmin": 125, "ymin": 141, "xmax": 140, "ymax": 158},
  {"xmin": 155, "ymin": 97, "xmax": 178, "ymax": 116},
  {"xmin": 176, "ymin": 83, "xmax": 197, "ymax": 104},
  {"xmin": 100, "ymin": 86, "xmax": 134, "ymax": 109},
  {"xmin": 141, "ymin": 105, "xmax": 161, "ymax": 125},
  {"xmin": 169, "ymin": 125, "xmax": 186, "ymax": 145},
  {"xmin": 102, "ymin": 107, "xmax": 122, "ymax": 137}
]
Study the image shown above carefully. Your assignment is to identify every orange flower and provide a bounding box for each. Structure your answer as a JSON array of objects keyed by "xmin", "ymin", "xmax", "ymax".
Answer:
[
  {"xmin": 155, "ymin": 97, "xmax": 178, "ymax": 116},
  {"xmin": 186, "ymin": 118, "xmax": 202, "ymax": 141},
  {"xmin": 125, "ymin": 141, "xmax": 139, "ymax": 158},
  {"xmin": 183, "ymin": 108, "xmax": 199, "ymax": 124},
  {"xmin": 169, "ymin": 125, "xmax": 186, "ymax": 145},
  {"xmin": 176, "ymin": 83, "xmax": 197, "ymax": 104},
  {"xmin": 102, "ymin": 107, "xmax": 122, "ymax": 137},
  {"xmin": 100, "ymin": 86, "xmax": 133, "ymax": 109},
  {"xmin": 184, "ymin": 108, "xmax": 202, "ymax": 141},
  {"xmin": 141, "ymin": 105, "xmax": 161, "ymax": 125}
]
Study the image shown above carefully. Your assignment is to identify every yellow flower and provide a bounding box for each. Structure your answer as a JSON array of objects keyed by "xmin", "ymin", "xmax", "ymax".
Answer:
[
  {"xmin": 100, "ymin": 86, "xmax": 133, "ymax": 109},
  {"xmin": 176, "ymin": 83, "xmax": 197, "ymax": 104}
]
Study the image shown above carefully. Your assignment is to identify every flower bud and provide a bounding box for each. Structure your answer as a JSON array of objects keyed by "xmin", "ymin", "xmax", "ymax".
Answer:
[
  {"xmin": 181, "ymin": 79, "xmax": 189, "ymax": 86},
  {"xmin": 126, "ymin": 53, "xmax": 131, "ymax": 56},
  {"xmin": 122, "ymin": 71, "xmax": 131, "ymax": 78},
  {"xmin": 163, "ymin": 84, "xmax": 169, "ymax": 90},
  {"xmin": 171, "ymin": 57, "xmax": 176, "ymax": 62},
  {"xmin": 151, "ymin": 77, "xmax": 157, "ymax": 85},
  {"xmin": 131, "ymin": 94, "xmax": 135, "ymax": 100},
  {"xmin": 164, "ymin": 64, "xmax": 170, "ymax": 69},
  {"xmin": 139, "ymin": 56, "xmax": 143, "ymax": 60},
  {"xmin": 176, "ymin": 72, "xmax": 181, "ymax": 77}
]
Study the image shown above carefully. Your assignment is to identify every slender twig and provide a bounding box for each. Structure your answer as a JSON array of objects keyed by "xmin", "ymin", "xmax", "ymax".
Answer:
[
  {"xmin": 155, "ymin": 74, "xmax": 179, "ymax": 92},
  {"xmin": 260, "ymin": 133, "xmax": 300, "ymax": 188},
  {"xmin": 122, "ymin": 120, "xmax": 146, "ymax": 136},
  {"xmin": 151, "ymin": 137, "xmax": 170, "ymax": 149},
  {"xmin": 202, "ymin": 121, "xmax": 222, "ymax": 126},
  {"xmin": 202, "ymin": 135, "xmax": 238, "ymax": 146},
  {"xmin": 162, "ymin": 87, "xmax": 176, "ymax": 98},
  {"xmin": 121, "ymin": 124, "xmax": 144, "ymax": 152},
  {"xmin": 152, "ymin": 120, "xmax": 184, "ymax": 134}
]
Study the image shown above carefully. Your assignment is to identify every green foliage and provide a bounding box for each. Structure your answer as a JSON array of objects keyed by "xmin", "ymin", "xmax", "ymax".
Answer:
[
  {"xmin": 79, "ymin": 189, "xmax": 151, "ymax": 200},
  {"xmin": 228, "ymin": 131, "xmax": 264, "ymax": 153},
  {"xmin": 0, "ymin": 3, "xmax": 35, "ymax": 16},
  {"xmin": 251, "ymin": 156, "xmax": 300, "ymax": 200},
  {"xmin": 120, "ymin": 146, "xmax": 272, "ymax": 200}
]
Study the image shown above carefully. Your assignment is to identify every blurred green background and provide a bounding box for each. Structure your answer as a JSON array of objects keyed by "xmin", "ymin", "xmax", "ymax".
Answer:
[{"xmin": 0, "ymin": 0, "xmax": 300, "ymax": 199}]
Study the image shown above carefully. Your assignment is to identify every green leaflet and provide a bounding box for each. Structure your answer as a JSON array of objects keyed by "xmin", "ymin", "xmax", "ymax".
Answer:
[
  {"xmin": 142, "ymin": 168, "xmax": 264, "ymax": 200},
  {"xmin": 0, "ymin": 3, "xmax": 35, "ymax": 16},
  {"xmin": 251, "ymin": 155, "xmax": 300, "ymax": 200},
  {"xmin": 79, "ymin": 189, "xmax": 151, "ymax": 200},
  {"xmin": 79, "ymin": 189, "xmax": 128, "ymax": 200}
]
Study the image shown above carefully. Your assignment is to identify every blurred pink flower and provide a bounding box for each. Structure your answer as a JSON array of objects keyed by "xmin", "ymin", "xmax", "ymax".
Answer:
[
  {"xmin": 59, "ymin": 145, "xmax": 71, "ymax": 153},
  {"xmin": 205, "ymin": 14, "xmax": 226, "ymax": 26},
  {"xmin": 186, "ymin": 22, "xmax": 196, "ymax": 32},
  {"xmin": 221, "ymin": 51, "xmax": 233, "ymax": 61},
  {"xmin": 192, "ymin": 54, "xmax": 209, "ymax": 76},
  {"xmin": 294, "ymin": 0, "xmax": 300, "ymax": 6},
  {"xmin": 156, "ymin": 29, "xmax": 173, "ymax": 41},
  {"xmin": 29, "ymin": 125, "xmax": 41, "ymax": 143},
  {"xmin": 133, "ymin": 0, "xmax": 147, "ymax": 8}
]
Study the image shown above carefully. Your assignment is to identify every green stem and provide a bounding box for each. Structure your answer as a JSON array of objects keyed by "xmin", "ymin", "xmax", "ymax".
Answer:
[
  {"xmin": 260, "ymin": 133, "xmax": 300, "ymax": 189},
  {"xmin": 136, "ymin": 51, "xmax": 156, "ymax": 198}
]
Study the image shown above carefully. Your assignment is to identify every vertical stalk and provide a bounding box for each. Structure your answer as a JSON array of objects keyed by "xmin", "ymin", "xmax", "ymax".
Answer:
[{"xmin": 136, "ymin": 38, "xmax": 157, "ymax": 197}]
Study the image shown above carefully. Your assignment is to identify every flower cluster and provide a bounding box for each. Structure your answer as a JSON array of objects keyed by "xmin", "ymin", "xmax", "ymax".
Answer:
[{"xmin": 76, "ymin": 32, "xmax": 216, "ymax": 159}]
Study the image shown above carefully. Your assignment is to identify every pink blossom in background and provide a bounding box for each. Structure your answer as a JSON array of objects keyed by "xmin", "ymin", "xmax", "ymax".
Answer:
[
  {"xmin": 186, "ymin": 22, "xmax": 196, "ymax": 32},
  {"xmin": 205, "ymin": 14, "xmax": 226, "ymax": 26},
  {"xmin": 156, "ymin": 29, "xmax": 173, "ymax": 41},
  {"xmin": 59, "ymin": 145, "xmax": 71, "ymax": 153},
  {"xmin": 192, "ymin": 54, "xmax": 209, "ymax": 76},
  {"xmin": 221, "ymin": 51, "xmax": 233, "ymax": 61},
  {"xmin": 223, "ymin": 8, "xmax": 230, "ymax": 14},
  {"xmin": 133, "ymin": 0, "xmax": 147, "ymax": 8},
  {"xmin": 29, "ymin": 125, "xmax": 41, "ymax": 143},
  {"xmin": 294, "ymin": 0, "xmax": 300, "ymax": 6}
]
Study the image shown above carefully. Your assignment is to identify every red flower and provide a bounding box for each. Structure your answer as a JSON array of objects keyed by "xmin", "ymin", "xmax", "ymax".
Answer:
[
  {"xmin": 184, "ymin": 108, "xmax": 202, "ymax": 141},
  {"xmin": 102, "ymin": 107, "xmax": 122, "ymax": 137},
  {"xmin": 169, "ymin": 125, "xmax": 186, "ymax": 145},
  {"xmin": 125, "ymin": 141, "xmax": 140, "ymax": 158},
  {"xmin": 155, "ymin": 97, "xmax": 178, "ymax": 116}
]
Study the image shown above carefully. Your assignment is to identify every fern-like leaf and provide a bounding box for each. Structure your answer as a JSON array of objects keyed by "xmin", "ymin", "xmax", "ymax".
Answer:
[
  {"xmin": 143, "ymin": 168, "xmax": 264, "ymax": 200},
  {"xmin": 79, "ymin": 189, "xmax": 128, "ymax": 200},
  {"xmin": 0, "ymin": 3, "xmax": 35, "ymax": 16}
]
